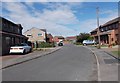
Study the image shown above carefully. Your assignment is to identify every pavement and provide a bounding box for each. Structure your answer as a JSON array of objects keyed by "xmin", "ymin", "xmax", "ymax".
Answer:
[
  {"xmin": 86, "ymin": 46, "xmax": 119, "ymax": 81},
  {"xmin": 1, "ymin": 47, "xmax": 61, "ymax": 69},
  {"xmin": 2, "ymin": 44, "xmax": 97, "ymax": 81},
  {"xmin": 102, "ymin": 47, "xmax": 119, "ymax": 59}
]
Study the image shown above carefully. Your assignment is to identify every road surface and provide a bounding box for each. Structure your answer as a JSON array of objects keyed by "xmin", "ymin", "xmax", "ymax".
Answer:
[{"xmin": 3, "ymin": 44, "xmax": 97, "ymax": 81}]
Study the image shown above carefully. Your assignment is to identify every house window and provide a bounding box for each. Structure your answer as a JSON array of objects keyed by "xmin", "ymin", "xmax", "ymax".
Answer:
[
  {"xmin": 112, "ymin": 24, "xmax": 116, "ymax": 29},
  {"xmin": 104, "ymin": 27, "xmax": 107, "ymax": 31},
  {"xmin": 108, "ymin": 25, "xmax": 112, "ymax": 30},
  {"xmin": 38, "ymin": 33, "xmax": 42, "ymax": 36},
  {"xmin": 11, "ymin": 25, "xmax": 13, "ymax": 32},
  {"xmin": 11, "ymin": 37, "xmax": 15, "ymax": 45},
  {"xmin": 3, "ymin": 22, "xmax": 6, "ymax": 27},
  {"xmin": 6, "ymin": 22, "xmax": 9, "ymax": 28},
  {"xmin": 27, "ymin": 34, "xmax": 33, "ymax": 38},
  {"xmin": 116, "ymin": 23, "xmax": 119, "ymax": 28},
  {"xmin": 100, "ymin": 28, "xmax": 104, "ymax": 32},
  {"xmin": 18, "ymin": 28, "xmax": 20, "ymax": 34},
  {"xmin": 5, "ymin": 37, "xmax": 11, "ymax": 46},
  {"xmin": 13, "ymin": 26, "xmax": 17, "ymax": 32},
  {"xmin": 106, "ymin": 27, "xmax": 108, "ymax": 30},
  {"xmin": 111, "ymin": 24, "xmax": 113, "ymax": 29},
  {"xmin": 15, "ymin": 37, "xmax": 19, "ymax": 44},
  {"xmin": 27, "ymin": 34, "xmax": 32, "ymax": 36}
]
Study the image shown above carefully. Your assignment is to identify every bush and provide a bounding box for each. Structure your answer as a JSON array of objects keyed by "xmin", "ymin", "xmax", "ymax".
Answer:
[
  {"xmin": 112, "ymin": 43, "xmax": 116, "ymax": 46},
  {"xmin": 37, "ymin": 42, "xmax": 55, "ymax": 48}
]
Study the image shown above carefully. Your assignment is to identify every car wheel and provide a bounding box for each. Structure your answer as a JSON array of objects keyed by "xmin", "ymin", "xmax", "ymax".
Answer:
[
  {"xmin": 29, "ymin": 48, "xmax": 32, "ymax": 52},
  {"xmin": 84, "ymin": 44, "xmax": 86, "ymax": 46},
  {"xmin": 23, "ymin": 50, "xmax": 26, "ymax": 54}
]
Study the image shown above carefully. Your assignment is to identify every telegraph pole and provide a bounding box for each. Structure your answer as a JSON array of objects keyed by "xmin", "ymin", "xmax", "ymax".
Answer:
[
  {"xmin": 118, "ymin": 2, "xmax": 120, "ymax": 46},
  {"xmin": 96, "ymin": 7, "xmax": 101, "ymax": 49}
]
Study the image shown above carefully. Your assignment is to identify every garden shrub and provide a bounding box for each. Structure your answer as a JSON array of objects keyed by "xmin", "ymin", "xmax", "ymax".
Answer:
[{"xmin": 38, "ymin": 42, "xmax": 55, "ymax": 48}]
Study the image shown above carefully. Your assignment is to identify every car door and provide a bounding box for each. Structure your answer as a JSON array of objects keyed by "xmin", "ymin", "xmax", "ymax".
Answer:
[
  {"xmin": 26, "ymin": 45, "xmax": 31, "ymax": 52},
  {"xmin": 24, "ymin": 44, "xmax": 29, "ymax": 52}
]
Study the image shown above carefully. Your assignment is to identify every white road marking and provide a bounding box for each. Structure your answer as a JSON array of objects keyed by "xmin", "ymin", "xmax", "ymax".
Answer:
[{"xmin": 84, "ymin": 46, "xmax": 101, "ymax": 81}]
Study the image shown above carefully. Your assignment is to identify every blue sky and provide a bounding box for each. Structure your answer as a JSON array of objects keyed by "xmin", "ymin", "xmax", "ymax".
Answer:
[{"xmin": 1, "ymin": 1, "xmax": 119, "ymax": 37}]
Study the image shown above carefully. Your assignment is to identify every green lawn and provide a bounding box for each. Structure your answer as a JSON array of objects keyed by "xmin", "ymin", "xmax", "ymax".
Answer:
[{"xmin": 112, "ymin": 51, "xmax": 120, "ymax": 57}]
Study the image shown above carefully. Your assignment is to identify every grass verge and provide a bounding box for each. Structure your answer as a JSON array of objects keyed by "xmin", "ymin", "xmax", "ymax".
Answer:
[{"xmin": 112, "ymin": 51, "xmax": 120, "ymax": 57}]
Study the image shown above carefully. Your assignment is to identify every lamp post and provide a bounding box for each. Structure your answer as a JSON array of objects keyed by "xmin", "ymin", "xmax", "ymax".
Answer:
[{"xmin": 96, "ymin": 7, "xmax": 101, "ymax": 49}]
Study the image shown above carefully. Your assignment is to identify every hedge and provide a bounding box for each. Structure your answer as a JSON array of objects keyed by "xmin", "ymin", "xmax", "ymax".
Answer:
[{"xmin": 37, "ymin": 42, "xmax": 55, "ymax": 48}]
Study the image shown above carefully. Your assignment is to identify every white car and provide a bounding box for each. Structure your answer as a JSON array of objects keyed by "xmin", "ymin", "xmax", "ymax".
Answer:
[
  {"xmin": 83, "ymin": 40, "xmax": 96, "ymax": 45},
  {"xmin": 9, "ymin": 43, "xmax": 32, "ymax": 54}
]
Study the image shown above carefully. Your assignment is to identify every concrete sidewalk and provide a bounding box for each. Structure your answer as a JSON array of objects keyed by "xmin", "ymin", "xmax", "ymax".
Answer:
[
  {"xmin": 86, "ymin": 46, "xmax": 118, "ymax": 81},
  {"xmin": 102, "ymin": 47, "xmax": 119, "ymax": 60},
  {"xmin": 1, "ymin": 47, "xmax": 61, "ymax": 69}
]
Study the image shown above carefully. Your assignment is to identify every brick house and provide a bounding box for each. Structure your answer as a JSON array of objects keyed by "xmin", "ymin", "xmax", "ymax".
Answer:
[
  {"xmin": 24, "ymin": 27, "xmax": 47, "ymax": 43},
  {"xmin": 66, "ymin": 36, "xmax": 77, "ymax": 43},
  {"xmin": 90, "ymin": 17, "xmax": 119, "ymax": 45},
  {"xmin": 53, "ymin": 36, "xmax": 65, "ymax": 44},
  {"xmin": 0, "ymin": 17, "xmax": 28, "ymax": 55},
  {"xmin": 46, "ymin": 34, "xmax": 53, "ymax": 43}
]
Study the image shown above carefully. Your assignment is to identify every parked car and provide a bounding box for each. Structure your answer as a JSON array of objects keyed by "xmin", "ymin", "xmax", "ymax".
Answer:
[
  {"xmin": 82, "ymin": 40, "xmax": 96, "ymax": 45},
  {"xmin": 58, "ymin": 41, "xmax": 63, "ymax": 46},
  {"xmin": 9, "ymin": 43, "xmax": 32, "ymax": 54}
]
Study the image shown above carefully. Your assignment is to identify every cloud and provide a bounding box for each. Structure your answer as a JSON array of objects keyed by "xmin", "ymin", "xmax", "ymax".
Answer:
[
  {"xmin": 100, "ymin": 10, "xmax": 115, "ymax": 15},
  {"xmin": 2, "ymin": 2, "xmax": 81, "ymax": 37},
  {"xmin": 2, "ymin": 2, "xmax": 118, "ymax": 37},
  {"xmin": 2, "ymin": 0, "xmax": 119, "ymax": 2},
  {"xmin": 41, "ymin": 9, "xmax": 79, "ymax": 24},
  {"xmin": 78, "ymin": 9, "xmax": 118, "ymax": 33}
]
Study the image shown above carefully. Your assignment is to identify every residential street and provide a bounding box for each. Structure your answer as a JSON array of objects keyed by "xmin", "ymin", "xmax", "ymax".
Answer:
[
  {"xmin": 2, "ymin": 44, "xmax": 97, "ymax": 81},
  {"xmin": 1, "ymin": 2, "xmax": 119, "ymax": 82}
]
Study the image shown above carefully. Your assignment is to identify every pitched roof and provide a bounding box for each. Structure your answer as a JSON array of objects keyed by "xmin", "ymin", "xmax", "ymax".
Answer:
[
  {"xmin": 1, "ymin": 17, "xmax": 23, "ymax": 29},
  {"xmin": 90, "ymin": 17, "xmax": 120, "ymax": 33},
  {"xmin": 101, "ymin": 17, "xmax": 120, "ymax": 27},
  {"xmin": 54, "ymin": 36, "xmax": 64, "ymax": 39},
  {"xmin": 24, "ymin": 27, "xmax": 46, "ymax": 34},
  {"xmin": 40, "ymin": 29, "xmax": 46, "ymax": 32},
  {"xmin": 17, "ymin": 24, "xmax": 23, "ymax": 29},
  {"xmin": 47, "ymin": 34, "xmax": 53, "ymax": 38},
  {"xmin": 90, "ymin": 28, "xmax": 98, "ymax": 33},
  {"xmin": 66, "ymin": 36, "xmax": 76, "ymax": 39}
]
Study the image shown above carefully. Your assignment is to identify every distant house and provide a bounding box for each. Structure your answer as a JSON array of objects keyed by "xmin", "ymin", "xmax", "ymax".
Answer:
[
  {"xmin": 46, "ymin": 34, "xmax": 53, "ymax": 43},
  {"xmin": 90, "ymin": 17, "xmax": 119, "ymax": 45},
  {"xmin": 0, "ymin": 17, "xmax": 28, "ymax": 55},
  {"xmin": 24, "ymin": 27, "xmax": 47, "ymax": 43},
  {"xmin": 66, "ymin": 36, "xmax": 77, "ymax": 43},
  {"xmin": 53, "ymin": 36, "xmax": 65, "ymax": 43}
]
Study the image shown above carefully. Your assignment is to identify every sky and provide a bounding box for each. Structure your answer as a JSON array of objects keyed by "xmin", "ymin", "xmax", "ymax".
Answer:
[{"xmin": 1, "ymin": 1, "xmax": 119, "ymax": 37}]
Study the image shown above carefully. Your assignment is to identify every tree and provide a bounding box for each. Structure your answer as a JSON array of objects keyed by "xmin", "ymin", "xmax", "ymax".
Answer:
[{"xmin": 76, "ymin": 33, "xmax": 93, "ymax": 43}]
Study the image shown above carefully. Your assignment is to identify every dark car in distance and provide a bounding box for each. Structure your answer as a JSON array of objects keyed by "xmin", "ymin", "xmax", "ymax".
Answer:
[{"xmin": 58, "ymin": 42, "xmax": 63, "ymax": 46}]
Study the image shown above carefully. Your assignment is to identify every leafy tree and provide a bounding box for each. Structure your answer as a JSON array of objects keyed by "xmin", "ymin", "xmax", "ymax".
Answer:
[
  {"xmin": 76, "ymin": 33, "xmax": 93, "ymax": 43},
  {"xmin": 88, "ymin": 36, "xmax": 94, "ymax": 40}
]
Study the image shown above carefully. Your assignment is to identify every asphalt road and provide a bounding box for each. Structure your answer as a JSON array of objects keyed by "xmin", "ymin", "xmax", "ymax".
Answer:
[{"xmin": 2, "ymin": 44, "xmax": 97, "ymax": 81}]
